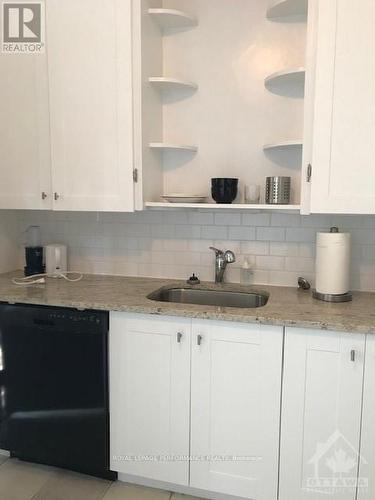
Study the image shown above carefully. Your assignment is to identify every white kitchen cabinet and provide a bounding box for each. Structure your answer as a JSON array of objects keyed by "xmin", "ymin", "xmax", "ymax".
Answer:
[
  {"xmin": 0, "ymin": 1, "xmax": 136, "ymax": 212},
  {"xmin": 358, "ymin": 335, "xmax": 375, "ymax": 499},
  {"xmin": 46, "ymin": 0, "xmax": 135, "ymax": 211},
  {"xmin": 279, "ymin": 328, "xmax": 365, "ymax": 500},
  {"xmin": 109, "ymin": 313, "xmax": 191, "ymax": 486},
  {"xmin": 0, "ymin": 47, "xmax": 51, "ymax": 209},
  {"xmin": 190, "ymin": 320, "xmax": 283, "ymax": 500},
  {"xmin": 306, "ymin": 0, "xmax": 375, "ymax": 214},
  {"xmin": 110, "ymin": 313, "xmax": 284, "ymax": 499}
]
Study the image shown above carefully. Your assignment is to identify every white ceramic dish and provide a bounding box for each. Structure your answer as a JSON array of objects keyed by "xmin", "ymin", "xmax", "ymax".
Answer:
[{"xmin": 162, "ymin": 194, "xmax": 207, "ymax": 204}]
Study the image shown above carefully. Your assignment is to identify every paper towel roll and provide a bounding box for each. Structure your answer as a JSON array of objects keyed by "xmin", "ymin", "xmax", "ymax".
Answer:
[{"xmin": 315, "ymin": 230, "xmax": 351, "ymax": 295}]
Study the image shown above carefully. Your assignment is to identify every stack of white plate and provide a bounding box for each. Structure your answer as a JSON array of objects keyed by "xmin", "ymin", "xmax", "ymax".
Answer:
[{"xmin": 162, "ymin": 194, "xmax": 207, "ymax": 203}]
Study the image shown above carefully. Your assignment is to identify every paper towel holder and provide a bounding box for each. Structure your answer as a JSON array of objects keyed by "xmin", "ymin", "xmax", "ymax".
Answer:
[
  {"xmin": 313, "ymin": 226, "xmax": 353, "ymax": 303},
  {"xmin": 312, "ymin": 290, "xmax": 353, "ymax": 303}
]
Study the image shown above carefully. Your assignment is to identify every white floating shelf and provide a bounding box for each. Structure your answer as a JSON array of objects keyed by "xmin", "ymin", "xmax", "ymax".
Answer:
[
  {"xmin": 149, "ymin": 142, "xmax": 198, "ymax": 152},
  {"xmin": 265, "ymin": 67, "xmax": 305, "ymax": 88},
  {"xmin": 149, "ymin": 77, "xmax": 198, "ymax": 92},
  {"xmin": 267, "ymin": 0, "xmax": 308, "ymax": 19},
  {"xmin": 263, "ymin": 140, "xmax": 303, "ymax": 151},
  {"xmin": 148, "ymin": 8, "xmax": 198, "ymax": 30},
  {"xmin": 146, "ymin": 202, "xmax": 301, "ymax": 212}
]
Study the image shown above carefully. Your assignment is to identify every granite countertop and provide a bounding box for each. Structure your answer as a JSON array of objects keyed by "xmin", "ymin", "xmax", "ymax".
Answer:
[{"xmin": 0, "ymin": 271, "xmax": 374, "ymax": 334}]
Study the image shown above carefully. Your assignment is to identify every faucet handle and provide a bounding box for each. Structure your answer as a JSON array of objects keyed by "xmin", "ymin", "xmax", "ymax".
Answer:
[
  {"xmin": 209, "ymin": 246, "xmax": 223, "ymax": 256},
  {"xmin": 224, "ymin": 250, "xmax": 236, "ymax": 263}
]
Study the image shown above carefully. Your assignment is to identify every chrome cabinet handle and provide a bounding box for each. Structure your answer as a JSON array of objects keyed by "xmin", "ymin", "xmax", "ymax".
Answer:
[
  {"xmin": 197, "ymin": 334, "xmax": 203, "ymax": 346},
  {"xmin": 351, "ymin": 350, "xmax": 356, "ymax": 362},
  {"xmin": 177, "ymin": 332, "xmax": 183, "ymax": 344},
  {"xmin": 41, "ymin": 192, "xmax": 48, "ymax": 200},
  {"xmin": 54, "ymin": 192, "xmax": 60, "ymax": 201}
]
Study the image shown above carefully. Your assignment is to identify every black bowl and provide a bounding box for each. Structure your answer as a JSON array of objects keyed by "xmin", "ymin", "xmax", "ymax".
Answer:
[{"xmin": 211, "ymin": 178, "xmax": 239, "ymax": 204}]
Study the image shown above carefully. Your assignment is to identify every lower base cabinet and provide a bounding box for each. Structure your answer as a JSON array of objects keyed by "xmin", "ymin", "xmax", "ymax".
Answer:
[
  {"xmin": 279, "ymin": 328, "xmax": 365, "ymax": 500},
  {"xmin": 110, "ymin": 314, "xmax": 373, "ymax": 500},
  {"xmin": 110, "ymin": 314, "xmax": 191, "ymax": 486},
  {"xmin": 109, "ymin": 313, "xmax": 284, "ymax": 499},
  {"xmin": 190, "ymin": 320, "xmax": 283, "ymax": 500}
]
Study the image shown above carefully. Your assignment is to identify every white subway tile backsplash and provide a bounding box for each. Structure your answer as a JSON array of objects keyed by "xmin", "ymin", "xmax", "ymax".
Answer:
[
  {"xmin": 228, "ymin": 226, "xmax": 256, "ymax": 241},
  {"xmin": 256, "ymin": 256, "xmax": 284, "ymax": 271},
  {"xmin": 242, "ymin": 213, "xmax": 270, "ymax": 226},
  {"xmin": 270, "ymin": 242, "xmax": 300, "ymax": 257},
  {"xmin": 175, "ymin": 224, "xmax": 201, "ymax": 239},
  {"xmin": 299, "ymin": 243, "xmax": 315, "ymax": 258},
  {"xmin": 285, "ymin": 257, "xmax": 315, "ymax": 273},
  {"xmin": 8, "ymin": 209, "xmax": 375, "ymax": 292},
  {"xmin": 201, "ymin": 226, "xmax": 228, "ymax": 240},
  {"xmin": 151, "ymin": 224, "xmax": 174, "ymax": 238},
  {"xmin": 162, "ymin": 211, "xmax": 189, "ymax": 225},
  {"xmin": 300, "ymin": 215, "xmax": 332, "ymax": 228},
  {"xmin": 351, "ymin": 229, "xmax": 375, "ymax": 245},
  {"xmin": 271, "ymin": 213, "xmax": 300, "ymax": 227},
  {"xmin": 163, "ymin": 239, "xmax": 188, "ymax": 252},
  {"xmin": 241, "ymin": 241, "xmax": 269, "ymax": 256},
  {"xmin": 188, "ymin": 239, "xmax": 214, "ymax": 252},
  {"xmin": 286, "ymin": 227, "xmax": 316, "ymax": 243},
  {"xmin": 188, "ymin": 212, "xmax": 214, "ymax": 225},
  {"xmin": 251, "ymin": 270, "xmax": 269, "ymax": 285},
  {"xmin": 257, "ymin": 227, "xmax": 285, "ymax": 242},
  {"xmin": 214, "ymin": 213, "xmax": 241, "ymax": 226}
]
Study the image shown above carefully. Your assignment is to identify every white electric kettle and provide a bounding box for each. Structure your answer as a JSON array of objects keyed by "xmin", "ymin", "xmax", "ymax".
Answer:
[{"xmin": 45, "ymin": 244, "xmax": 68, "ymax": 277}]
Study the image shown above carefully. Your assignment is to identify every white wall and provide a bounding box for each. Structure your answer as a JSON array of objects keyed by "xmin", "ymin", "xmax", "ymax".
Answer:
[
  {"xmin": 15, "ymin": 210, "xmax": 375, "ymax": 292},
  {"xmin": 0, "ymin": 211, "xmax": 20, "ymax": 273},
  {"xmin": 155, "ymin": 0, "xmax": 306, "ymax": 203}
]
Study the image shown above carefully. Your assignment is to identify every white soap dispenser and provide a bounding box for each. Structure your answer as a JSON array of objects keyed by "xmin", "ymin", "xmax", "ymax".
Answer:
[{"xmin": 241, "ymin": 258, "xmax": 253, "ymax": 285}]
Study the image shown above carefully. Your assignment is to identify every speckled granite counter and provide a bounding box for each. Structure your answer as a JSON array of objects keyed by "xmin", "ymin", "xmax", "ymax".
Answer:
[{"xmin": 0, "ymin": 271, "xmax": 374, "ymax": 334}]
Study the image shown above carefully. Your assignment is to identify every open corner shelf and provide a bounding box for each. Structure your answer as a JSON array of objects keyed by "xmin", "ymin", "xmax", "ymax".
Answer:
[
  {"xmin": 266, "ymin": 0, "xmax": 308, "ymax": 20},
  {"xmin": 148, "ymin": 8, "xmax": 198, "ymax": 30},
  {"xmin": 149, "ymin": 142, "xmax": 198, "ymax": 153},
  {"xmin": 263, "ymin": 140, "xmax": 303, "ymax": 151},
  {"xmin": 149, "ymin": 77, "xmax": 198, "ymax": 92},
  {"xmin": 265, "ymin": 67, "xmax": 305, "ymax": 88},
  {"xmin": 145, "ymin": 202, "xmax": 301, "ymax": 212}
]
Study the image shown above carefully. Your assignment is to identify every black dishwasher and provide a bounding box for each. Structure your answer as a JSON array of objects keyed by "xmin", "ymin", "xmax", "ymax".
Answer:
[{"xmin": 0, "ymin": 303, "xmax": 116, "ymax": 480}]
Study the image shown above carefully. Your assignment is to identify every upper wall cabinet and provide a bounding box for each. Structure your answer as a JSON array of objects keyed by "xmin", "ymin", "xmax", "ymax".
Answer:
[
  {"xmin": 304, "ymin": 0, "xmax": 375, "ymax": 214},
  {"xmin": 46, "ymin": 0, "xmax": 135, "ymax": 212},
  {"xmin": 0, "ymin": 0, "xmax": 136, "ymax": 212},
  {"xmin": 0, "ymin": 18, "xmax": 51, "ymax": 210}
]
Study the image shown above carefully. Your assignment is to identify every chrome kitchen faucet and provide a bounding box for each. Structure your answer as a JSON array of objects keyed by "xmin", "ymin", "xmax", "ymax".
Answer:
[{"xmin": 209, "ymin": 247, "xmax": 236, "ymax": 283}]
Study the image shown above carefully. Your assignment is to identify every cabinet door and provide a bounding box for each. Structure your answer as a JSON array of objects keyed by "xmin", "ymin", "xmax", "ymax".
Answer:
[
  {"xmin": 190, "ymin": 320, "xmax": 283, "ymax": 500},
  {"xmin": 46, "ymin": 0, "xmax": 134, "ymax": 212},
  {"xmin": 0, "ymin": 37, "xmax": 51, "ymax": 209},
  {"xmin": 280, "ymin": 328, "xmax": 365, "ymax": 500},
  {"xmin": 109, "ymin": 313, "xmax": 191, "ymax": 486},
  {"xmin": 310, "ymin": 0, "xmax": 375, "ymax": 214},
  {"xmin": 358, "ymin": 335, "xmax": 375, "ymax": 500}
]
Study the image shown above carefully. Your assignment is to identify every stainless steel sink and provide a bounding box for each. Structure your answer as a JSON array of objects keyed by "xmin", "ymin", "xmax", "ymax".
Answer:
[{"xmin": 147, "ymin": 287, "xmax": 269, "ymax": 309}]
